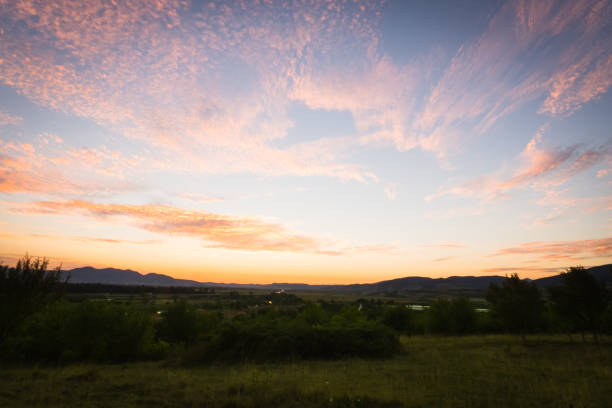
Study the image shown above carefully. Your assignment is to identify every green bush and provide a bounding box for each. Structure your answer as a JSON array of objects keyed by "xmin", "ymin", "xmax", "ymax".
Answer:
[
  {"xmin": 381, "ymin": 306, "xmax": 413, "ymax": 334},
  {"xmin": 427, "ymin": 297, "xmax": 477, "ymax": 335},
  {"xmin": 0, "ymin": 255, "xmax": 66, "ymax": 343},
  {"xmin": 156, "ymin": 300, "xmax": 200, "ymax": 344},
  {"xmin": 189, "ymin": 315, "xmax": 400, "ymax": 363},
  {"xmin": 7, "ymin": 301, "xmax": 161, "ymax": 363}
]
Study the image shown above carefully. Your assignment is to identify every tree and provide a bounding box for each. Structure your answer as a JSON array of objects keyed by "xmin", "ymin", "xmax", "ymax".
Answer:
[
  {"xmin": 381, "ymin": 305, "xmax": 412, "ymax": 334},
  {"xmin": 0, "ymin": 254, "xmax": 67, "ymax": 343},
  {"xmin": 548, "ymin": 266, "xmax": 608, "ymax": 342},
  {"xmin": 449, "ymin": 296, "xmax": 477, "ymax": 335},
  {"xmin": 428, "ymin": 297, "xmax": 477, "ymax": 335},
  {"xmin": 428, "ymin": 298, "xmax": 452, "ymax": 334},
  {"xmin": 486, "ymin": 274, "xmax": 543, "ymax": 341}
]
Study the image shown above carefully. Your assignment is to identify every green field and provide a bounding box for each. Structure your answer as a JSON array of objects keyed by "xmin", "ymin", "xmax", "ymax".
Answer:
[{"xmin": 1, "ymin": 335, "xmax": 610, "ymax": 408}]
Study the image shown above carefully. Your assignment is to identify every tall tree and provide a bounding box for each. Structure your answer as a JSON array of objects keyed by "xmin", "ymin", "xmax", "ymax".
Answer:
[
  {"xmin": 486, "ymin": 274, "xmax": 543, "ymax": 341},
  {"xmin": 548, "ymin": 266, "xmax": 608, "ymax": 342}
]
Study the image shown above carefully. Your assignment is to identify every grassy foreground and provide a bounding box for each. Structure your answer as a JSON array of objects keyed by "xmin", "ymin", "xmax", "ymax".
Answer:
[{"xmin": 1, "ymin": 335, "xmax": 610, "ymax": 408}]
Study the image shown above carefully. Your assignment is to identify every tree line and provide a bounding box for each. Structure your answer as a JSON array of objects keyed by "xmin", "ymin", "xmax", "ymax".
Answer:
[{"xmin": 1, "ymin": 256, "xmax": 610, "ymax": 364}]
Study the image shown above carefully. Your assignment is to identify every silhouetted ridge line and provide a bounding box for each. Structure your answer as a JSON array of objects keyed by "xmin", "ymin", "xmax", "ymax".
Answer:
[{"xmin": 62, "ymin": 264, "xmax": 611, "ymax": 291}]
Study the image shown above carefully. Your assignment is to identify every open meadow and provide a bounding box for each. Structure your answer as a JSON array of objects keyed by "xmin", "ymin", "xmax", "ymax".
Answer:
[{"xmin": 1, "ymin": 335, "xmax": 610, "ymax": 408}]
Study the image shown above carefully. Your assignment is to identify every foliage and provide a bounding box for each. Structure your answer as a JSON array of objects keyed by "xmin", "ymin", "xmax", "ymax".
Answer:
[
  {"xmin": 381, "ymin": 305, "xmax": 413, "ymax": 334},
  {"xmin": 548, "ymin": 266, "xmax": 609, "ymax": 338},
  {"xmin": 0, "ymin": 255, "xmax": 67, "ymax": 343},
  {"xmin": 427, "ymin": 297, "xmax": 477, "ymax": 335},
  {"xmin": 7, "ymin": 301, "xmax": 160, "ymax": 362},
  {"xmin": 299, "ymin": 302, "xmax": 329, "ymax": 326},
  {"xmin": 486, "ymin": 274, "xmax": 543, "ymax": 339},
  {"xmin": 156, "ymin": 300, "xmax": 200, "ymax": 344},
  {"xmin": 427, "ymin": 298, "xmax": 453, "ymax": 334},
  {"xmin": 193, "ymin": 311, "xmax": 400, "ymax": 363}
]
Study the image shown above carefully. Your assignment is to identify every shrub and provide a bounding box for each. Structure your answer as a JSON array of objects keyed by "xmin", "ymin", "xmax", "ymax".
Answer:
[
  {"xmin": 190, "ymin": 315, "xmax": 400, "ymax": 363},
  {"xmin": 381, "ymin": 305, "xmax": 413, "ymax": 334},
  {"xmin": 448, "ymin": 297, "xmax": 477, "ymax": 335},
  {"xmin": 428, "ymin": 298, "xmax": 453, "ymax": 334},
  {"xmin": 7, "ymin": 301, "xmax": 159, "ymax": 363},
  {"xmin": 156, "ymin": 300, "xmax": 200, "ymax": 344},
  {"xmin": 0, "ymin": 255, "xmax": 67, "ymax": 343}
]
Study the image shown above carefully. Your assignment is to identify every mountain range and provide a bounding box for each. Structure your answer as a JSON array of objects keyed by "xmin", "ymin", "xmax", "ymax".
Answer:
[{"xmin": 63, "ymin": 264, "xmax": 612, "ymax": 292}]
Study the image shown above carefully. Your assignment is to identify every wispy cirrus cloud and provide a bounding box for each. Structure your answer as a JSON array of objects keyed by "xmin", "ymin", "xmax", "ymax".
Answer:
[
  {"xmin": 491, "ymin": 237, "xmax": 612, "ymax": 261},
  {"xmin": 285, "ymin": 0, "xmax": 612, "ymax": 161},
  {"xmin": 527, "ymin": 189, "xmax": 612, "ymax": 226},
  {"xmin": 426, "ymin": 126, "xmax": 611, "ymax": 202},
  {"xmin": 404, "ymin": 0, "xmax": 612, "ymax": 156}
]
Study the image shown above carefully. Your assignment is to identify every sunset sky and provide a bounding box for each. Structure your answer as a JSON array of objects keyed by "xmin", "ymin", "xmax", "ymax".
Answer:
[{"xmin": 0, "ymin": 0, "xmax": 611, "ymax": 284}]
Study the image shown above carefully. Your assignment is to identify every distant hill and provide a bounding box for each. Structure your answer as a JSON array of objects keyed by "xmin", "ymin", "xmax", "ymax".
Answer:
[
  {"xmin": 63, "ymin": 264, "xmax": 612, "ymax": 291},
  {"xmin": 63, "ymin": 267, "xmax": 202, "ymax": 287}
]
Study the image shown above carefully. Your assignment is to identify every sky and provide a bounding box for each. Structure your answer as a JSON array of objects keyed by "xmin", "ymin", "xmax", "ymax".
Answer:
[{"xmin": 0, "ymin": 0, "xmax": 611, "ymax": 284}]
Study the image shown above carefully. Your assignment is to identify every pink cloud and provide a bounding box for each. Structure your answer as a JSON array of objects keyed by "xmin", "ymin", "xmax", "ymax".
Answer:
[
  {"xmin": 491, "ymin": 237, "xmax": 612, "ymax": 260},
  {"xmin": 427, "ymin": 127, "xmax": 610, "ymax": 202},
  {"xmin": 0, "ymin": 0, "xmax": 383, "ymax": 182},
  {"xmin": 0, "ymin": 110, "xmax": 22, "ymax": 126},
  {"xmin": 409, "ymin": 0, "xmax": 612, "ymax": 156},
  {"xmin": 540, "ymin": 53, "xmax": 612, "ymax": 116},
  {"xmin": 12, "ymin": 199, "xmax": 334, "ymax": 254},
  {"xmin": 0, "ymin": 139, "xmax": 140, "ymax": 195},
  {"xmin": 1, "ymin": 0, "xmax": 610, "ymax": 183}
]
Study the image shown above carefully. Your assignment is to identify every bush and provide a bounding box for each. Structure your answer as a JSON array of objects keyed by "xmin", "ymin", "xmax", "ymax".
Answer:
[
  {"xmin": 7, "ymin": 301, "xmax": 160, "ymax": 363},
  {"xmin": 426, "ymin": 297, "xmax": 477, "ymax": 335},
  {"xmin": 0, "ymin": 255, "xmax": 66, "ymax": 343},
  {"xmin": 381, "ymin": 305, "xmax": 413, "ymax": 334},
  {"xmin": 449, "ymin": 297, "xmax": 477, "ymax": 335},
  {"xmin": 428, "ymin": 298, "xmax": 453, "ymax": 334},
  {"xmin": 189, "ymin": 315, "xmax": 400, "ymax": 363},
  {"xmin": 156, "ymin": 300, "xmax": 200, "ymax": 344}
]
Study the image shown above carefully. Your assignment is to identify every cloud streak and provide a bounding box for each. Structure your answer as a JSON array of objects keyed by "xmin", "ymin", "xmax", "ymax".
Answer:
[
  {"xmin": 491, "ymin": 238, "xmax": 612, "ymax": 261},
  {"xmin": 12, "ymin": 199, "xmax": 334, "ymax": 254}
]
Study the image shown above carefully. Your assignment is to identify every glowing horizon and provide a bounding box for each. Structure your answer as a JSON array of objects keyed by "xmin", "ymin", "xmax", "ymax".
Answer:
[{"xmin": 1, "ymin": 0, "xmax": 611, "ymax": 284}]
